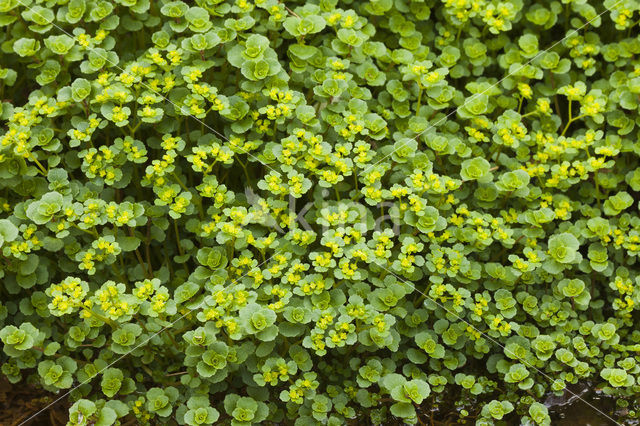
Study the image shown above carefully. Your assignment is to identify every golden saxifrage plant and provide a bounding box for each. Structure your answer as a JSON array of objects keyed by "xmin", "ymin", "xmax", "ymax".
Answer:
[{"xmin": 1, "ymin": 0, "xmax": 640, "ymax": 424}]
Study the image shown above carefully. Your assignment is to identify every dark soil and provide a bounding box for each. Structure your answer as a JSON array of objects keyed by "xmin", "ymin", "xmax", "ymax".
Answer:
[{"xmin": 0, "ymin": 377, "xmax": 69, "ymax": 426}]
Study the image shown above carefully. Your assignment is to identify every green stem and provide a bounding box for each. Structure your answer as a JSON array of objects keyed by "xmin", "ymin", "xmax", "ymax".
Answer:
[
  {"xmin": 129, "ymin": 120, "xmax": 142, "ymax": 136},
  {"xmin": 71, "ymin": 223, "xmax": 96, "ymax": 236},
  {"xmin": 173, "ymin": 218, "xmax": 190, "ymax": 274},
  {"xmin": 82, "ymin": 307, "xmax": 120, "ymax": 329},
  {"xmin": 594, "ymin": 172, "xmax": 601, "ymax": 209},
  {"xmin": 129, "ymin": 227, "xmax": 151, "ymax": 277},
  {"xmin": 173, "ymin": 219, "xmax": 184, "ymax": 257},
  {"xmin": 416, "ymin": 83, "xmax": 423, "ymax": 114},
  {"xmin": 493, "ymin": 144, "xmax": 504, "ymax": 162},
  {"xmin": 238, "ymin": 158, "xmax": 252, "ymax": 184},
  {"xmin": 560, "ymin": 99, "xmax": 573, "ymax": 136},
  {"xmin": 28, "ymin": 153, "xmax": 48, "ymax": 176},
  {"xmin": 517, "ymin": 96, "xmax": 524, "ymax": 114},
  {"xmin": 172, "ymin": 172, "xmax": 190, "ymax": 193}
]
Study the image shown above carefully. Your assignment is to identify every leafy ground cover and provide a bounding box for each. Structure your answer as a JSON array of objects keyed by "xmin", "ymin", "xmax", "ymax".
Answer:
[{"xmin": 2, "ymin": 0, "xmax": 640, "ymax": 424}]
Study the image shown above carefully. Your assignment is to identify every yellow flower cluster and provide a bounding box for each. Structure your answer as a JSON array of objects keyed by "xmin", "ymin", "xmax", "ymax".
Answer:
[
  {"xmin": 94, "ymin": 281, "xmax": 132, "ymax": 320},
  {"xmin": 47, "ymin": 277, "xmax": 88, "ymax": 315}
]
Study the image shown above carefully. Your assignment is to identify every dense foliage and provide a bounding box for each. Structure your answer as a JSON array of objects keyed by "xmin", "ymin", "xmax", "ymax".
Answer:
[{"xmin": 1, "ymin": 0, "xmax": 640, "ymax": 424}]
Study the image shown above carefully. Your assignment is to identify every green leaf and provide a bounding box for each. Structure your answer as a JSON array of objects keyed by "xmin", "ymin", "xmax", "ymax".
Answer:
[
  {"xmin": 0, "ymin": 219, "xmax": 19, "ymax": 246},
  {"xmin": 460, "ymin": 157, "xmax": 492, "ymax": 182}
]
